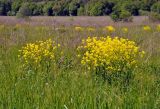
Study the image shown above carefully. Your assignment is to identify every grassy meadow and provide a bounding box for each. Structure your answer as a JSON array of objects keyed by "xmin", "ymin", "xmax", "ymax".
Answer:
[{"xmin": 0, "ymin": 17, "xmax": 160, "ymax": 109}]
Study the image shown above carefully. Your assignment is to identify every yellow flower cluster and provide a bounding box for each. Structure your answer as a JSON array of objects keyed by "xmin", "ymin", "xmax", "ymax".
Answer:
[
  {"xmin": 103, "ymin": 26, "xmax": 115, "ymax": 32},
  {"xmin": 75, "ymin": 26, "xmax": 84, "ymax": 31},
  {"xmin": 78, "ymin": 36, "xmax": 145, "ymax": 73},
  {"xmin": 74, "ymin": 25, "xmax": 160, "ymax": 33},
  {"xmin": 19, "ymin": 39, "xmax": 60, "ymax": 67},
  {"xmin": 143, "ymin": 26, "xmax": 151, "ymax": 31}
]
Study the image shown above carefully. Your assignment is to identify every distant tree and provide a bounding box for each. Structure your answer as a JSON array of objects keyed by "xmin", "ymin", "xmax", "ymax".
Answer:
[
  {"xmin": 52, "ymin": 0, "xmax": 70, "ymax": 16},
  {"xmin": 149, "ymin": 12, "xmax": 160, "ymax": 22},
  {"xmin": 0, "ymin": 1, "xmax": 11, "ymax": 16},
  {"xmin": 62, "ymin": 7, "xmax": 70, "ymax": 16},
  {"xmin": 61, "ymin": 0, "xmax": 70, "ymax": 16},
  {"xmin": 43, "ymin": 2, "xmax": 54, "ymax": 16},
  {"xmin": 122, "ymin": 2, "xmax": 139, "ymax": 16},
  {"xmin": 140, "ymin": 0, "xmax": 157, "ymax": 11},
  {"xmin": 69, "ymin": 1, "xmax": 80, "ymax": 16},
  {"xmin": 16, "ymin": 3, "xmax": 32, "ymax": 18},
  {"xmin": 102, "ymin": 1, "xmax": 114, "ymax": 15},
  {"xmin": 52, "ymin": 3, "xmax": 61, "ymax": 16},
  {"xmin": 151, "ymin": 2, "xmax": 160, "ymax": 14},
  {"xmin": 78, "ymin": 6, "xmax": 85, "ymax": 16},
  {"xmin": 87, "ymin": 1, "xmax": 104, "ymax": 16},
  {"xmin": 0, "ymin": 0, "xmax": 159, "ymax": 16},
  {"xmin": 33, "ymin": 3, "xmax": 43, "ymax": 16},
  {"xmin": 12, "ymin": 0, "xmax": 23, "ymax": 15},
  {"xmin": 52, "ymin": 1, "xmax": 63, "ymax": 16},
  {"xmin": 119, "ymin": 10, "xmax": 132, "ymax": 22},
  {"xmin": 0, "ymin": 1, "xmax": 5, "ymax": 15},
  {"xmin": 110, "ymin": 4, "xmax": 132, "ymax": 22}
]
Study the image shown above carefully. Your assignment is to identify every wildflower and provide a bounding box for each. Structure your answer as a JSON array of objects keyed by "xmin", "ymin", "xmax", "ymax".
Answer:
[
  {"xmin": 87, "ymin": 27, "xmax": 95, "ymax": 32},
  {"xmin": 75, "ymin": 26, "xmax": 84, "ymax": 31},
  {"xmin": 140, "ymin": 51, "xmax": 145, "ymax": 57},
  {"xmin": 143, "ymin": 25, "xmax": 151, "ymax": 31},
  {"xmin": 122, "ymin": 27, "xmax": 128, "ymax": 33},
  {"xmin": 58, "ymin": 44, "xmax": 61, "ymax": 47},
  {"xmin": 18, "ymin": 39, "xmax": 60, "ymax": 69},
  {"xmin": 156, "ymin": 24, "xmax": 160, "ymax": 31},
  {"xmin": 103, "ymin": 26, "xmax": 115, "ymax": 32},
  {"xmin": 77, "ymin": 36, "xmax": 145, "ymax": 73},
  {"xmin": 77, "ymin": 54, "xmax": 81, "ymax": 57}
]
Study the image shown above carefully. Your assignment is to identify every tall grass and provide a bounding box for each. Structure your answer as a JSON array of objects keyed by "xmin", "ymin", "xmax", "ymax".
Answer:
[{"xmin": 0, "ymin": 24, "xmax": 160, "ymax": 109}]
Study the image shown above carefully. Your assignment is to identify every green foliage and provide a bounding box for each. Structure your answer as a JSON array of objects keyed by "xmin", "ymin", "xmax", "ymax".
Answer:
[
  {"xmin": 122, "ymin": 2, "xmax": 139, "ymax": 16},
  {"xmin": 149, "ymin": 12, "xmax": 160, "ymax": 22},
  {"xmin": 69, "ymin": 1, "xmax": 80, "ymax": 16},
  {"xmin": 110, "ymin": 7, "xmax": 132, "ymax": 22},
  {"xmin": 119, "ymin": 10, "xmax": 132, "ymax": 22},
  {"xmin": 102, "ymin": 1, "xmax": 114, "ymax": 15},
  {"xmin": 139, "ymin": 10, "xmax": 150, "ymax": 16},
  {"xmin": 87, "ymin": 1, "xmax": 104, "ymax": 16},
  {"xmin": 52, "ymin": 0, "xmax": 69, "ymax": 16},
  {"xmin": 77, "ymin": 6, "xmax": 85, "ymax": 16},
  {"xmin": 0, "ymin": 1, "xmax": 5, "ymax": 15},
  {"xmin": 0, "ymin": 0, "xmax": 160, "ymax": 16},
  {"xmin": 110, "ymin": 12, "xmax": 119, "ymax": 22},
  {"xmin": 16, "ymin": 3, "xmax": 32, "ymax": 18},
  {"xmin": 151, "ymin": 2, "xmax": 160, "ymax": 14},
  {"xmin": 139, "ymin": 0, "xmax": 157, "ymax": 11},
  {"xmin": 32, "ymin": 3, "xmax": 43, "ymax": 16},
  {"xmin": 11, "ymin": 0, "xmax": 23, "ymax": 15},
  {"xmin": 52, "ymin": 3, "xmax": 61, "ymax": 16},
  {"xmin": 43, "ymin": 2, "xmax": 54, "ymax": 16},
  {"xmin": 0, "ymin": 1, "xmax": 11, "ymax": 16}
]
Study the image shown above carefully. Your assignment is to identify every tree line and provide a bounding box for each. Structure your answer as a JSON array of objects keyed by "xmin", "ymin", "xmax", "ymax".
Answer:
[{"xmin": 0, "ymin": 0, "xmax": 159, "ymax": 17}]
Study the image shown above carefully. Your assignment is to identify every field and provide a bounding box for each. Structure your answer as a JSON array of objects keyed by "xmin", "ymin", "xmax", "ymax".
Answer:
[{"xmin": 0, "ymin": 16, "xmax": 160, "ymax": 109}]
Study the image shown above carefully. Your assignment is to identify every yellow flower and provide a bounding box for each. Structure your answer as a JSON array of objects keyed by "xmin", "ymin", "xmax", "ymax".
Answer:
[
  {"xmin": 88, "ymin": 67, "xmax": 91, "ymax": 70},
  {"xmin": 75, "ymin": 26, "xmax": 84, "ymax": 31},
  {"xmin": 143, "ymin": 26, "xmax": 151, "ymax": 31},
  {"xmin": 140, "ymin": 51, "xmax": 145, "ymax": 58},
  {"xmin": 77, "ymin": 54, "xmax": 81, "ymax": 57},
  {"xmin": 18, "ymin": 39, "xmax": 60, "ymax": 68},
  {"xmin": 58, "ymin": 44, "xmax": 61, "ymax": 47},
  {"xmin": 103, "ymin": 26, "xmax": 115, "ymax": 32},
  {"xmin": 122, "ymin": 27, "xmax": 128, "ymax": 33},
  {"xmin": 156, "ymin": 24, "xmax": 160, "ymax": 31},
  {"xmin": 77, "ymin": 36, "xmax": 145, "ymax": 73},
  {"xmin": 87, "ymin": 27, "xmax": 95, "ymax": 32}
]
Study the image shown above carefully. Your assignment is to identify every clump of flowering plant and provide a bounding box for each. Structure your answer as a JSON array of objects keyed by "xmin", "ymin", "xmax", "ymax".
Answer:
[
  {"xmin": 18, "ymin": 39, "xmax": 61, "ymax": 71},
  {"xmin": 77, "ymin": 36, "xmax": 145, "ymax": 84}
]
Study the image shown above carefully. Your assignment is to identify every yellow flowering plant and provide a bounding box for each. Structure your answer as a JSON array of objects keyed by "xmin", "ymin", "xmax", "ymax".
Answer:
[
  {"xmin": 87, "ymin": 27, "xmax": 96, "ymax": 32},
  {"xmin": 75, "ymin": 26, "xmax": 84, "ymax": 31},
  {"xmin": 122, "ymin": 27, "xmax": 128, "ymax": 33},
  {"xmin": 18, "ymin": 39, "xmax": 61, "ymax": 72},
  {"xmin": 143, "ymin": 25, "xmax": 151, "ymax": 31},
  {"xmin": 77, "ymin": 36, "xmax": 145, "ymax": 84},
  {"xmin": 156, "ymin": 24, "xmax": 160, "ymax": 31},
  {"xmin": 103, "ymin": 26, "xmax": 115, "ymax": 33}
]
